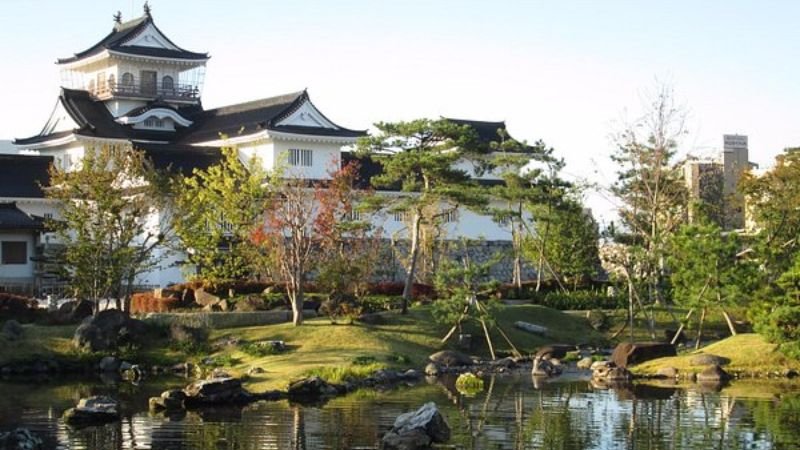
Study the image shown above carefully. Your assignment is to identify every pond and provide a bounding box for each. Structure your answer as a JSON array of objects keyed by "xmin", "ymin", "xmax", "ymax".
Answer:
[{"xmin": 1, "ymin": 374, "xmax": 799, "ymax": 449}]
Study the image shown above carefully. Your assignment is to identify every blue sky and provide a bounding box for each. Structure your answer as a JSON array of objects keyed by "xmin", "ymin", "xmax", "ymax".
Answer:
[{"xmin": 1, "ymin": 0, "xmax": 798, "ymax": 221}]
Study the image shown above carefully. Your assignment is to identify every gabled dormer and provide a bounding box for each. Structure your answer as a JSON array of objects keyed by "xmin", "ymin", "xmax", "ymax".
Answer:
[{"xmin": 56, "ymin": 4, "xmax": 208, "ymax": 109}]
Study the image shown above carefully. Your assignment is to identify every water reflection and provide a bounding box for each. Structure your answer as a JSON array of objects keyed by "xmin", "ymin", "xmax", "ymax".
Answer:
[{"xmin": 0, "ymin": 375, "xmax": 799, "ymax": 449}]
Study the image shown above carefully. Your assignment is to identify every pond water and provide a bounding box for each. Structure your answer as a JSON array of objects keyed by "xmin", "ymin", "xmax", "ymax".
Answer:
[{"xmin": 1, "ymin": 374, "xmax": 799, "ymax": 449}]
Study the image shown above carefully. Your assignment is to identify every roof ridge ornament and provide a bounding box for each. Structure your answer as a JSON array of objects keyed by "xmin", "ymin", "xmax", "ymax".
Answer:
[
  {"xmin": 113, "ymin": 11, "xmax": 122, "ymax": 25},
  {"xmin": 143, "ymin": 1, "xmax": 151, "ymax": 17}
]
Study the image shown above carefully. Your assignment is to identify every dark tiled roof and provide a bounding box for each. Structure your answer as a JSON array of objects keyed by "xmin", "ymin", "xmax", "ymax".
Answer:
[
  {"xmin": 341, "ymin": 151, "xmax": 505, "ymax": 190},
  {"xmin": 0, "ymin": 203, "xmax": 44, "ymax": 230},
  {"xmin": 0, "ymin": 155, "xmax": 52, "ymax": 198},
  {"xmin": 134, "ymin": 143, "xmax": 222, "ymax": 176},
  {"xmin": 179, "ymin": 91, "xmax": 367, "ymax": 144},
  {"xmin": 445, "ymin": 118, "xmax": 509, "ymax": 144},
  {"xmin": 15, "ymin": 89, "xmax": 187, "ymax": 145},
  {"xmin": 178, "ymin": 91, "xmax": 305, "ymax": 144},
  {"xmin": 268, "ymin": 125, "xmax": 365, "ymax": 138},
  {"xmin": 445, "ymin": 118, "xmax": 537, "ymax": 154},
  {"xmin": 57, "ymin": 14, "xmax": 208, "ymax": 64}
]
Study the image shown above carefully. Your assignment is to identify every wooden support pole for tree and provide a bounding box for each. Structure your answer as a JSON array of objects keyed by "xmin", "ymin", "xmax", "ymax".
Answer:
[
  {"xmin": 695, "ymin": 307, "xmax": 707, "ymax": 350},
  {"xmin": 721, "ymin": 308, "xmax": 737, "ymax": 336},
  {"xmin": 441, "ymin": 304, "xmax": 471, "ymax": 344},
  {"xmin": 671, "ymin": 308, "xmax": 694, "ymax": 345},
  {"xmin": 480, "ymin": 318, "xmax": 496, "ymax": 360}
]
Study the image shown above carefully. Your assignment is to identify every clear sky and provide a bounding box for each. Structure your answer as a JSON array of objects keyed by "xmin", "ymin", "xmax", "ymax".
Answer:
[{"xmin": 1, "ymin": 0, "xmax": 798, "ymax": 223}]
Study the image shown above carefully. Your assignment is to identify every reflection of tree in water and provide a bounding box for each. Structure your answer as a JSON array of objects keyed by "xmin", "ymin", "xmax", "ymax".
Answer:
[{"xmin": 749, "ymin": 393, "xmax": 800, "ymax": 449}]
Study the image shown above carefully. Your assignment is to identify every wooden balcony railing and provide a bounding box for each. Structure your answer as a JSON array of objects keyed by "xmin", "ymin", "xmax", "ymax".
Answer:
[{"xmin": 92, "ymin": 81, "xmax": 200, "ymax": 102}]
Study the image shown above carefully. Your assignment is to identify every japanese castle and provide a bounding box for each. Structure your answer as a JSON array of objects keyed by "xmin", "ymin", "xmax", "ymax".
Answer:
[{"xmin": 1, "ymin": 6, "xmax": 527, "ymax": 293}]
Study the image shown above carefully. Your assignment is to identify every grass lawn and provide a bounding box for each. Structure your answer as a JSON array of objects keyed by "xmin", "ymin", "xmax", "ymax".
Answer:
[
  {"xmin": 632, "ymin": 333, "xmax": 800, "ymax": 376},
  {"xmin": 0, "ymin": 305, "xmax": 603, "ymax": 392},
  {"xmin": 204, "ymin": 304, "xmax": 605, "ymax": 392},
  {"xmin": 572, "ymin": 305, "xmax": 749, "ymax": 344},
  {"xmin": 0, "ymin": 324, "xmax": 76, "ymax": 364}
]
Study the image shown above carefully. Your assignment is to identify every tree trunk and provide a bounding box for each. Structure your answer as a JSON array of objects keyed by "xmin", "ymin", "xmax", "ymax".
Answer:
[
  {"xmin": 535, "ymin": 253, "xmax": 544, "ymax": 292},
  {"xmin": 401, "ymin": 212, "xmax": 422, "ymax": 314},
  {"xmin": 512, "ymin": 219, "xmax": 523, "ymax": 289},
  {"xmin": 291, "ymin": 277, "xmax": 304, "ymax": 326}
]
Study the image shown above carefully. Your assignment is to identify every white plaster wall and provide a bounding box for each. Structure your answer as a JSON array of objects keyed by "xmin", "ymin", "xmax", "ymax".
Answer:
[
  {"xmin": 135, "ymin": 209, "xmax": 187, "ymax": 287},
  {"xmin": 273, "ymin": 140, "xmax": 342, "ymax": 180},
  {"xmin": 0, "ymin": 232, "xmax": 36, "ymax": 281},
  {"xmin": 373, "ymin": 195, "xmax": 513, "ymax": 241},
  {"xmin": 104, "ymin": 99, "xmax": 147, "ymax": 118},
  {"xmin": 238, "ymin": 142, "xmax": 275, "ymax": 174}
]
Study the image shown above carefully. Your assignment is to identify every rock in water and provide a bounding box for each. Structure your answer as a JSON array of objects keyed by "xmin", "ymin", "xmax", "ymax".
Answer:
[
  {"xmin": 0, "ymin": 428, "xmax": 44, "ymax": 449},
  {"xmin": 381, "ymin": 402, "xmax": 450, "ymax": 450},
  {"xmin": 428, "ymin": 350, "xmax": 473, "ymax": 367},
  {"xmin": 149, "ymin": 389, "xmax": 187, "ymax": 411},
  {"xmin": 576, "ymin": 357, "xmax": 594, "ymax": 370},
  {"xmin": 63, "ymin": 396, "xmax": 120, "ymax": 428}
]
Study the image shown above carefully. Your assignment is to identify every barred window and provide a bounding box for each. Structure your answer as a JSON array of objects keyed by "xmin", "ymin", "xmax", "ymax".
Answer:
[
  {"xmin": 346, "ymin": 210, "xmax": 363, "ymax": 221},
  {"xmin": 288, "ymin": 149, "xmax": 313, "ymax": 167},
  {"xmin": 143, "ymin": 118, "xmax": 164, "ymax": 128},
  {"xmin": 443, "ymin": 209, "xmax": 459, "ymax": 223},
  {"xmin": 393, "ymin": 211, "xmax": 407, "ymax": 222}
]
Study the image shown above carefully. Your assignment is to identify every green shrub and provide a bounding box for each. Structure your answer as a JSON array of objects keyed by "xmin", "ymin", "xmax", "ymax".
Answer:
[
  {"xmin": 304, "ymin": 362, "xmax": 385, "ymax": 383},
  {"xmin": 239, "ymin": 341, "xmax": 288, "ymax": 357},
  {"xmin": 455, "ymin": 372, "xmax": 484, "ymax": 396},
  {"xmin": 352, "ymin": 355, "xmax": 377, "ymax": 365}
]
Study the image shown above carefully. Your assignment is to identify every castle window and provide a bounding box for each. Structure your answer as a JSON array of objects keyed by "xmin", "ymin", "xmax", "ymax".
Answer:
[
  {"xmin": 1, "ymin": 241, "xmax": 27, "ymax": 265},
  {"xmin": 393, "ymin": 211, "xmax": 407, "ymax": 222},
  {"xmin": 143, "ymin": 118, "xmax": 165, "ymax": 128},
  {"xmin": 443, "ymin": 209, "xmax": 458, "ymax": 223},
  {"xmin": 288, "ymin": 149, "xmax": 312, "ymax": 167},
  {"xmin": 108, "ymin": 74, "xmax": 116, "ymax": 89},
  {"xmin": 121, "ymin": 72, "xmax": 134, "ymax": 86},
  {"xmin": 162, "ymin": 76, "xmax": 174, "ymax": 92}
]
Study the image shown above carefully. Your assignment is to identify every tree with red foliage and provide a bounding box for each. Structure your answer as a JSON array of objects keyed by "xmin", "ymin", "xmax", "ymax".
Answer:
[{"xmin": 252, "ymin": 161, "xmax": 380, "ymax": 326}]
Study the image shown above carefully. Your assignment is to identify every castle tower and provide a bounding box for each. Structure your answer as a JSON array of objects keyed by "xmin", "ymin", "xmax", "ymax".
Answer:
[{"xmin": 56, "ymin": 4, "xmax": 208, "ymax": 119}]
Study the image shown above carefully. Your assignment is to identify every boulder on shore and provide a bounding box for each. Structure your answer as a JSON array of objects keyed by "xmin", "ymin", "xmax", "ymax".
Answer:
[
  {"xmin": 73, "ymin": 309, "xmax": 146, "ymax": 352},
  {"xmin": 287, "ymin": 376, "xmax": 340, "ymax": 400},
  {"xmin": 428, "ymin": 350, "xmax": 473, "ymax": 367},
  {"xmin": 381, "ymin": 402, "xmax": 450, "ymax": 450},
  {"xmin": 183, "ymin": 377, "xmax": 251, "ymax": 405},
  {"xmin": 62, "ymin": 396, "xmax": 120, "ymax": 428},
  {"xmin": 690, "ymin": 354, "xmax": 730, "ymax": 367},
  {"xmin": 534, "ymin": 344, "xmax": 575, "ymax": 360},
  {"xmin": 697, "ymin": 364, "xmax": 731, "ymax": 383},
  {"xmin": 611, "ymin": 342, "xmax": 676, "ymax": 368}
]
